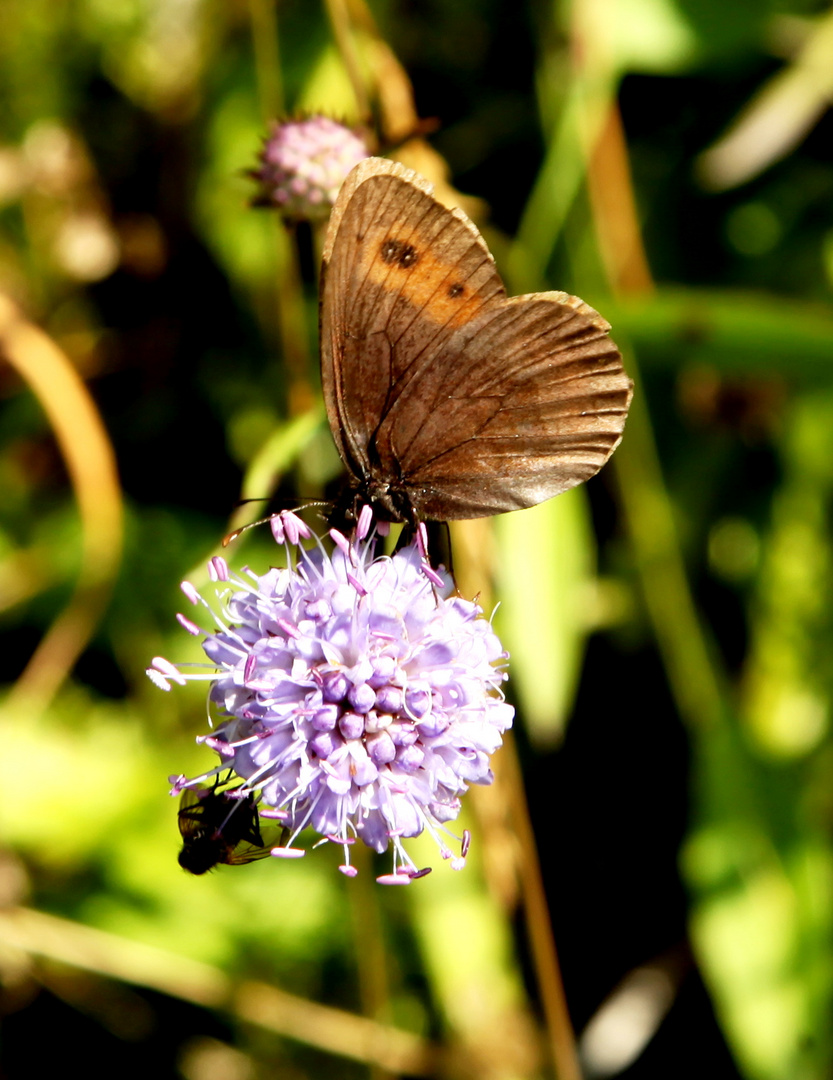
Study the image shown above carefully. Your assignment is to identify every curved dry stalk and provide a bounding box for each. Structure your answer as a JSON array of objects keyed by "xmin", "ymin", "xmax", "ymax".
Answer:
[
  {"xmin": 585, "ymin": 104, "xmax": 726, "ymax": 734},
  {"xmin": 323, "ymin": 0, "xmax": 371, "ymax": 121},
  {"xmin": 0, "ymin": 293, "xmax": 123, "ymax": 710},
  {"xmin": 499, "ymin": 735, "xmax": 583, "ymax": 1080}
]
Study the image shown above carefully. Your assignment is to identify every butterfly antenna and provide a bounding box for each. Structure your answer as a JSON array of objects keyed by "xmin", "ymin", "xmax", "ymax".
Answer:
[{"xmin": 223, "ymin": 502, "xmax": 330, "ymax": 546}]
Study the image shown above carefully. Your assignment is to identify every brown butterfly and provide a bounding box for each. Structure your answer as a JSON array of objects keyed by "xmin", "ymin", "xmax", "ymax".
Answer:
[
  {"xmin": 320, "ymin": 157, "xmax": 633, "ymax": 526},
  {"xmin": 177, "ymin": 784, "xmax": 278, "ymax": 875}
]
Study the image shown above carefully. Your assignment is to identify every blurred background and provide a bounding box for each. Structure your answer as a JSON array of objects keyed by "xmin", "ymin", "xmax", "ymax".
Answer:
[{"xmin": 1, "ymin": 0, "xmax": 833, "ymax": 1077}]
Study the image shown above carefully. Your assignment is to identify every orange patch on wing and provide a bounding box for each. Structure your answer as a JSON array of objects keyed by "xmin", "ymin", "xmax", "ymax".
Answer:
[{"xmin": 360, "ymin": 225, "xmax": 487, "ymax": 328}]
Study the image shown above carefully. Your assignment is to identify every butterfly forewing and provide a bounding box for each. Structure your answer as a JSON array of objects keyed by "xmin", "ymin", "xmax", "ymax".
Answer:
[
  {"xmin": 322, "ymin": 163, "xmax": 503, "ymax": 469},
  {"xmin": 320, "ymin": 157, "xmax": 632, "ymax": 522}
]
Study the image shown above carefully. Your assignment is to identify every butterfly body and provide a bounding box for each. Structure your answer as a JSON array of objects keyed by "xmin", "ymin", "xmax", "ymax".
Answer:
[
  {"xmin": 321, "ymin": 158, "xmax": 632, "ymax": 525},
  {"xmin": 177, "ymin": 784, "xmax": 274, "ymax": 875}
]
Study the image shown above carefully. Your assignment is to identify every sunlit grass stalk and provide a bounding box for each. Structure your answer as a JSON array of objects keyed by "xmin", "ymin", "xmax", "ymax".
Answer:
[
  {"xmin": 272, "ymin": 219, "xmax": 316, "ymax": 417},
  {"xmin": 248, "ymin": 0, "xmax": 283, "ymax": 121},
  {"xmin": 502, "ymin": 733, "xmax": 583, "ymax": 1080},
  {"xmin": 222, "ymin": 407, "xmax": 324, "ymax": 547},
  {"xmin": 347, "ymin": 844, "xmax": 395, "ymax": 1080},
  {"xmin": 508, "ymin": 83, "xmax": 599, "ymax": 294},
  {"xmin": 508, "ymin": 60, "xmax": 616, "ymax": 293},
  {"xmin": 324, "ymin": 0, "xmax": 371, "ymax": 120},
  {"xmin": 245, "ymin": 14, "xmax": 396, "ymax": 1053},
  {"xmin": 585, "ymin": 103, "xmax": 727, "ymax": 732},
  {"xmin": 248, "ymin": 5, "xmax": 315, "ymax": 420},
  {"xmin": 452, "ymin": 519, "xmax": 582, "ymax": 1080}
]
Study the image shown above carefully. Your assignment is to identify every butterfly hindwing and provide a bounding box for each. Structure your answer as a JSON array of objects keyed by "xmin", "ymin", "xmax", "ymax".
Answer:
[{"xmin": 381, "ymin": 293, "xmax": 631, "ymax": 517}]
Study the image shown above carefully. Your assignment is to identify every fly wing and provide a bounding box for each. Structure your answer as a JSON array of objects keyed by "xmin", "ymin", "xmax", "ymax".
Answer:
[
  {"xmin": 177, "ymin": 786, "xmax": 207, "ymax": 840},
  {"xmin": 224, "ymin": 840, "xmax": 281, "ymax": 866}
]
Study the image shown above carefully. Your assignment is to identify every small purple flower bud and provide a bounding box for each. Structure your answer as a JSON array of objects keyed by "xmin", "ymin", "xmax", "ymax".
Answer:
[
  {"xmin": 396, "ymin": 744, "xmax": 425, "ymax": 772},
  {"xmin": 312, "ymin": 705, "xmax": 340, "ymax": 731},
  {"xmin": 368, "ymin": 655, "xmax": 396, "ymax": 688},
  {"xmin": 252, "ymin": 116, "xmax": 369, "ymax": 222},
  {"xmin": 405, "ymin": 687, "xmax": 431, "ymax": 719},
  {"xmin": 280, "ymin": 510, "xmax": 309, "ymax": 544},
  {"xmin": 321, "ymin": 670, "xmax": 350, "ymax": 703},
  {"xmin": 388, "ymin": 720, "xmax": 419, "ymax": 747},
  {"xmin": 311, "ymin": 730, "xmax": 340, "ymax": 759},
  {"xmin": 348, "ymin": 681, "xmax": 376, "ymax": 714},
  {"xmin": 338, "ymin": 711, "xmax": 365, "ymax": 740},
  {"xmin": 374, "ymin": 685, "xmax": 403, "ymax": 714},
  {"xmin": 363, "ymin": 711, "xmax": 390, "ymax": 734},
  {"xmin": 356, "ymin": 504, "xmax": 373, "ymax": 539},
  {"xmin": 209, "ymin": 556, "xmax": 229, "ymax": 582},
  {"xmin": 367, "ymin": 730, "xmax": 396, "ymax": 765},
  {"xmin": 180, "ymin": 581, "xmax": 200, "ymax": 604},
  {"xmin": 329, "ymin": 528, "xmax": 350, "ymax": 555},
  {"xmin": 349, "ymin": 748, "xmax": 378, "ymax": 787},
  {"xmin": 416, "ymin": 712, "xmax": 450, "ymax": 738}
]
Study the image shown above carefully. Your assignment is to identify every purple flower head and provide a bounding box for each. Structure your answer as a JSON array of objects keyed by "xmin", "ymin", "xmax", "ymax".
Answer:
[
  {"xmin": 251, "ymin": 116, "xmax": 369, "ymax": 222},
  {"xmin": 149, "ymin": 511, "xmax": 513, "ymax": 882}
]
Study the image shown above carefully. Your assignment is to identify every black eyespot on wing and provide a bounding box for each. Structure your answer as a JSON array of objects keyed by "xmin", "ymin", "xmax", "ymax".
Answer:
[
  {"xmin": 380, "ymin": 238, "xmax": 419, "ymax": 268},
  {"xmin": 448, "ymin": 282, "xmax": 465, "ymax": 298}
]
